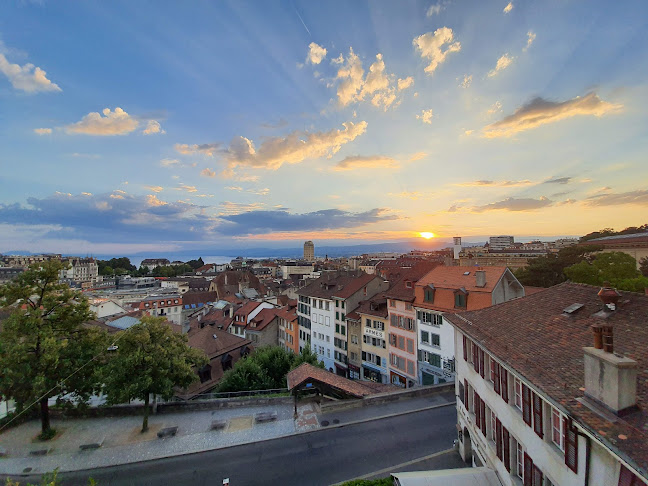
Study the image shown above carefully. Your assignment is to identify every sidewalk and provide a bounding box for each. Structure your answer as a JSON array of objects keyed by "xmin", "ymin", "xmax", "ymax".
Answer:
[{"xmin": 0, "ymin": 393, "xmax": 456, "ymax": 477}]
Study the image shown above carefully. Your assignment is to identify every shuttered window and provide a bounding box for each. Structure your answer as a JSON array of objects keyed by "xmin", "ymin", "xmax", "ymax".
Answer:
[
  {"xmin": 474, "ymin": 391, "xmax": 481, "ymax": 428},
  {"xmin": 532, "ymin": 465, "xmax": 543, "ymax": 486},
  {"xmin": 522, "ymin": 384, "xmax": 532, "ymax": 426},
  {"xmin": 502, "ymin": 426, "xmax": 511, "ymax": 472},
  {"xmin": 480, "ymin": 398, "xmax": 486, "ymax": 436},
  {"xmin": 501, "ymin": 368, "xmax": 509, "ymax": 403},
  {"xmin": 495, "ymin": 418, "xmax": 503, "ymax": 460},
  {"xmin": 523, "ymin": 452, "xmax": 533, "ymax": 486},
  {"xmin": 618, "ymin": 465, "xmax": 642, "ymax": 486},
  {"xmin": 493, "ymin": 361, "xmax": 501, "ymax": 394},
  {"xmin": 532, "ymin": 392, "xmax": 544, "ymax": 438},
  {"xmin": 564, "ymin": 417, "xmax": 578, "ymax": 473},
  {"xmin": 464, "ymin": 379, "xmax": 469, "ymax": 407},
  {"xmin": 462, "ymin": 335, "xmax": 468, "ymax": 361},
  {"xmin": 478, "ymin": 348, "xmax": 485, "ymax": 378},
  {"xmin": 472, "ymin": 342, "xmax": 479, "ymax": 371}
]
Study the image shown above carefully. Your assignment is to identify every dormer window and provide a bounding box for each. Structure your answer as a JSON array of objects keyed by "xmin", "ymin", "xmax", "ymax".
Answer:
[
  {"xmin": 405, "ymin": 280, "xmax": 412, "ymax": 288},
  {"xmin": 424, "ymin": 284, "xmax": 435, "ymax": 303},
  {"xmin": 454, "ymin": 288, "xmax": 467, "ymax": 309}
]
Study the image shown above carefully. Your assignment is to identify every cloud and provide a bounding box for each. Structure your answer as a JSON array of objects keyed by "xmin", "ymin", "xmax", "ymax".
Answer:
[
  {"xmin": 483, "ymin": 92, "xmax": 622, "ymax": 138},
  {"xmin": 221, "ymin": 120, "xmax": 367, "ymax": 174},
  {"xmin": 556, "ymin": 199, "xmax": 577, "ymax": 206},
  {"xmin": 33, "ymin": 128, "xmax": 52, "ymax": 135},
  {"xmin": 225, "ymin": 186, "xmax": 243, "ymax": 192},
  {"xmin": 66, "ymin": 107, "xmax": 139, "ymax": 136},
  {"xmin": 142, "ymin": 120, "xmax": 165, "ymax": 135},
  {"xmin": 459, "ymin": 74, "xmax": 472, "ymax": 88},
  {"xmin": 144, "ymin": 185, "xmax": 164, "ymax": 193},
  {"xmin": 488, "ymin": 53, "xmax": 514, "ymax": 77},
  {"xmin": 0, "ymin": 53, "xmax": 61, "ymax": 93},
  {"xmin": 585, "ymin": 190, "xmax": 648, "ymax": 207},
  {"xmin": 487, "ymin": 101, "xmax": 503, "ymax": 115},
  {"xmin": 455, "ymin": 180, "xmax": 533, "ymax": 187},
  {"xmin": 174, "ymin": 142, "xmax": 221, "ymax": 157},
  {"xmin": 397, "ymin": 77, "xmax": 414, "ymax": 91},
  {"xmin": 472, "ymin": 196, "xmax": 552, "ymax": 212},
  {"xmin": 234, "ymin": 174, "xmax": 260, "ymax": 182},
  {"xmin": 307, "ymin": 42, "xmax": 327, "ymax": 65},
  {"xmin": 175, "ymin": 184, "xmax": 197, "ymax": 193},
  {"xmin": 413, "ymin": 27, "xmax": 461, "ymax": 74},
  {"xmin": 389, "ymin": 191, "xmax": 425, "ymax": 200},
  {"xmin": 218, "ymin": 208, "xmax": 398, "ymax": 236},
  {"xmin": 247, "ymin": 188, "xmax": 270, "ymax": 196},
  {"xmin": 218, "ymin": 201, "xmax": 266, "ymax": 216},
  {"xmin": 260, "ymin": 118, "xmax": 289, "ymax": 129},
  {"xmin": 503, "ymin": 2, "xmax": 513, "ymax": 13},
  {"xmin": 543, "ymin": 176, "xmax": 571, "ymax": 185},
  {"xmin": 333, "ymin": 155, "xmax": 399, "ymax": 171},
  {"xmin": 69, "ymin": 153, "xmax": 100, "ymax": 159},
  {"xmin": 523, "ymin": 31, "xmax": 536, "ymax": 51},
  {"xmin": 416, "ymin": 109, "xmax": 434, "ymax": 124},
  {"xmin": 160, "ymin": 158, "xmax": 180, "ymax": 167},
  {"xmin": 426, "ymin": 4, "xmax": 443, "ymax": 16},
  {"xmin": 200, "ymin": 168, "xmax": 216, "ymax": 178},
  {"xmin": 409, "ymin": 152, "xmax": 427, "ymax": 161}
]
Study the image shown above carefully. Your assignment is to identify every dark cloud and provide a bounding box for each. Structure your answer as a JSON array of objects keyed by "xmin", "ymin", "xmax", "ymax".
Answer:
[
  {"xmin": 218, "ymin": 208, "xmax": 398, "ymax": 236},
  {"xmin": 543, "ymin": 177, "xmax": 571, "ymax": 184},
  {"xmin": 472, "ymin": 196, "xmax": 552, "ymax": 212},
  {"xmin": 585, "ymin": 190, "xmax": 648, "ymax": 207}
]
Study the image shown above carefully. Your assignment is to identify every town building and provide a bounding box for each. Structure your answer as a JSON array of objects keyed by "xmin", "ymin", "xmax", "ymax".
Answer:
[
  {"xmin": 229, "ymin": 301, "xmax": 274, "ymax": 338},
  {"xmin": 140, "ymin": 258, "xmax": 171, "ymax": 270},
  {"xmin": 138, "ymin": 294, "xmax": 183, "ymax": 325},
  {"xmin": 246, "ymin": 307, "xmax": 279, "ymax": 346},
  {"xmin": 580, "ymin": 231, "xmax": 648, "ymax": 269},
  {"xmin": 210, "ymin": 270, "xmax": 263, "ymax": 300},
  {"xmin": 351, "ymin": 294, "xmax": 390, "ymax": 384},
  {"xmin": 89, "ymin": 299, "xmax": 126, "ymax": 318},
  {"xmin": 1, "ymin": 254, "xmax": 61, "ymax": 267},
  {"xmin": 446, "ymin": 283, "xmax": 648, "ymax": 486},
  {"xmin": 276, "ymin": 303, "xmax": 299, "ymax": 354},
  {"xmin": 280, "ymin": 262, "xmax": 315, "ymax": 280},
  {"xmin": 0, "ymin": 267, "xmax": 24, "ymax": 284},
  {"xmin": 304, "ymin": 240, "xmax": 315, "ymax": 262},
  {"xmin": 59, "ymin": 257, "xmax": 99, "ymax": 286},
  {"xmin": 489, "ymin": 236, "xmax": 515, "ymax": 251},
  {"xmin": 413, "ymin": 266, "xmax": 525, "ymax": 385}
]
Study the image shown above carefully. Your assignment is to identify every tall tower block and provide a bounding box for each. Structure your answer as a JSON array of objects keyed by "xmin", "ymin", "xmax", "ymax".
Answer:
[
  {"xmin": 453, "ymin": 237, "xmax": 462, "ymax": 260},
  {"xmin": 303, "ymin": 241, "xmax": 315, "ymax": 262}
]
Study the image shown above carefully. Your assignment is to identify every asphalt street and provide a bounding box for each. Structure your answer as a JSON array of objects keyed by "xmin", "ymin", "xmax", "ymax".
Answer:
[{"xmin": 48, "ymin": 404, "xmax": 458, "ymax": 486}]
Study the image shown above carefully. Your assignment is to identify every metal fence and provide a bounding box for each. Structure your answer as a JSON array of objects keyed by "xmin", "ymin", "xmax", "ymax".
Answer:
[{"xmin": 165, "ymin": 388, "xmax": 290, "ymax": 402}]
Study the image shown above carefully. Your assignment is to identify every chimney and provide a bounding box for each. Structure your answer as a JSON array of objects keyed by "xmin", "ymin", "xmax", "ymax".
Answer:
[
  {"xmin": 598, "ymin": 283, "xmax": 621, "ymax": 312},
  {"xmin": 475, "ymin": 270, "xmax": 486, "ymax": 288},
  {"xmin": 583, "ymin": 325, "xmax": 638, "ymax": 414}
]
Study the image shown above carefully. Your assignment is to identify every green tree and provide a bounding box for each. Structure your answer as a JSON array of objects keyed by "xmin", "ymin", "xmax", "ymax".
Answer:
[
  {"xmin": 185, "ymin": 257, "xmax": 205, "ymax": 270},
  {"xmin": 515, "ymin": 245, "xmax": 602, "ymax": 288},
  {"xmin": 564, "ymin": 251, "xmax": 648, "ymax": 291},
  {"xmin": 0, "ymin": 261, "xmax": 106, "ymax": 439},
  {"xmin": 217, "ymin": 345, "xmax": 324, "ymax": 393},
  {"xmin": 639, "ymin": 257, "xmax": 648, "ymax": 277},
  {"xmin": 101, "ymin": 316, "xmax": 207, "ymax": 432}
]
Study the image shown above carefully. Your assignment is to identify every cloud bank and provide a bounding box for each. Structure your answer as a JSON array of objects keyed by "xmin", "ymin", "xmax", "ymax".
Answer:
[{"xmin": 0, "ymin": 53, "xmax": 61, "ymax": 93}]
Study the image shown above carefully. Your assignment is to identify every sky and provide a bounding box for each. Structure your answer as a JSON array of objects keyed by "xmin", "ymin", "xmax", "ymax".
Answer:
[{"xmin": 1, "ymin": 0, "xmax": 647, "ymax": 255}]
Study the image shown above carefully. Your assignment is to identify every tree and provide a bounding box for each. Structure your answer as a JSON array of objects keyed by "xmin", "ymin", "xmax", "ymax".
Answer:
[
  {"xmin": 97, "ymin": 257, "xmax": 136, "ymax": 275},
  {"xmin": 101, "ymin": 316, "xmax": 207, "ymax": 432},
  {"xmin": 639, "ymin": 257, "xmax": 648, "ymax": 277},
  {"xmin": 580, "ymin": 224, "xmax": 648, "ymax": 242},
  {"xmin": 217, "ymin": 345, "xmax": 324, "ymax": 393},
  {"xmin": 564, "ymin": 251, "xmax": 648, "ymax": 291},
  {"xmin": 0, "ymin": 261, "xmax": 106, "ymax": 439},
  {"xmin": 515, "ymin": 245, "xmax": 602, "ymax": 288},
  {"xmin": 185, "ymin": 257, "xmax": 205, "ymax": 270}
]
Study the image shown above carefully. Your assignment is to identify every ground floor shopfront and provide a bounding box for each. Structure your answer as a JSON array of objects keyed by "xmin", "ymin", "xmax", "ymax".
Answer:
[
  {"xmin": 419, "ymin": 361, "xmax": 454, "ymax": 385},
  {"xmin": 362, "ymin": 361, "xmax": 388, "ymax": 384}
]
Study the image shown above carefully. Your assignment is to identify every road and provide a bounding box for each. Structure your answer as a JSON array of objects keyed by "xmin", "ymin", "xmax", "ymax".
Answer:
[{"xmin": 49, "ymin": 405, "xmax": 458, "ymax": 486}]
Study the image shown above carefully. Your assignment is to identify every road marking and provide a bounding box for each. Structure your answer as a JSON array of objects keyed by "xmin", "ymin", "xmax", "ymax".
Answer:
[{"xmin": 330, "ymin": 447, "xmax": 457, "ymax": 485}]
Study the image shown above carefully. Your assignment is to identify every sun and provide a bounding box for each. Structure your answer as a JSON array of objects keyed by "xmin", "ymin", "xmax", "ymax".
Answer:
[{"xmin": 419, "ymin": 232, "xmax": 435, "ymax": 239}]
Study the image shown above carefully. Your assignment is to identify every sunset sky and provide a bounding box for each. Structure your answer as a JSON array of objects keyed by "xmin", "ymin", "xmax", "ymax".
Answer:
[{"xmin": 1, "ymin": 0, "xmax": 647, "ymax": 255}]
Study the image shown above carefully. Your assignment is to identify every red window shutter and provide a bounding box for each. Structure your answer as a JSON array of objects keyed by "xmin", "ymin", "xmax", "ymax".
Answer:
[
  {"xmin": 495, "ymin": 418, "xmax": 503, "ymax": 460},
  {"xmin": 480, "ymin": 398, "xmax": 486, "ymax": 436},
  {"xmin": 618, "ymin": 465, "xmax": 640, "ymax": 486},
  {"xmin": 474, "ymin": 391, "xmax": 481, "ymax": 428},
  {"xmin": 479, "ymin": 348, "xmax": 485, "ymax": 378},
  {"xmin": 493, "ymin": 362, "xmax": 501, "ymax": 394},
  {"xmin": 472, "ymin": 342, "xmax": 479, "ymax": 372},
  {"xmin": 532, "ymin": 465, "xmax": 543, "ymax": 486},
  {"xmin": 464, "ymin": 379, "xmax": 469, "ymax": 406},
  {"xmin": 564, "ymin": 417, "xmax": 579, "ymax": 473},
  {"xmin": 502, "ymin": 426, "xmax": 511, "ymax": 472},
  {"xmin": 523, "ymin": 452, "xmax": 533, "ymax": 486},
  {"xmin": 501, "ymin": 368, "xmax": 509, "ymax": 403},
  {"xmin": 463, "ymin": 335, "xmax": 468, "ymax": 361},
  {"xmin": 532, "ymin": 392, "xmax": 543, "ymax": 438},
  {"xmin": 522, "ymin": 384, "xmax": 532, "ymax": 426}
]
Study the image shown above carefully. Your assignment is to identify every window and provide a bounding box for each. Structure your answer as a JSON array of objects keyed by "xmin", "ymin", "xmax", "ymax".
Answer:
[
  {"xmin": 336, "ymin": 324, "xmax": 340, "ymax": 333},
  {"xmin": 490, "ymin": 410, "xmax": 497, "ymax": 441},
  {"xmin": 327, "ymin": 349, "xmax": 330, "ymax": 357},
  {"xmin": 551, "ymin": 407, "xmax": 564, "ymax": 451},
  {"xmin": 366, "ymin": 318, "xmax": 372, "ymax": 327},
  {"xmin": 421, "ymin": 330, "xmax": 429, "ymax": 343},
  {"xmin": 341, "ymin": 325, "xmax": 346, "ymax": 336},
  {"xmin": 341, "ymin": 301, "xmax": 345, "ymax": 309},
  {"xmin": 427, "ymin": 352, "xmax": 441, "ymax": 367},
  {"xmin": 490, "ymin": 357, "xmax": 496, "ymax": 382},
  {"xmin": 431, "ymin": 333, "xmax": 440, "ymax": 347},
  {"xmin": 326, "ymin": 335, "xmax": 330, "ymax": 342},
  {"xmin": 325, "ymin": 301, "xmax": 329, "ymax": 310},
  {"xmin": 398, "ymin": 336, "xmax": 405, "ymax": 349},
  {"xmin": 407, "ymin": 360, "xmax": 414, "ymax": 375},
  {"xmin": 389, "ymin": 299, "xmax": 395, "ymax": 307},
  {"xmin": 336, "ymin": 300, "xmax": 339, "ymax": 308},
  {"xmin": 336, "ymin": 311, "xmax": 339, "ymax": 320},
  {"xmin": 517, "ymin": 443, "xmax": 524, "ymax": 479},
  {"xmin": 515, "ymin": 377, "xmax": 523, "ymax": 410},
  {"xmin": 424, "ymin": 286, "xmax": 435, "ymax": 302},
  {"xmin": 405, "ymin": 303, "xmax": 412, "ymax": 310},
  {"xmin": 407, "ymin": 339, "xmax": 414, "ymax": 353},
  {"xmin": 454, "ymin": 291, "xmax": 467, "ymax": 308},
  {"xmin": 351, "ymin": 335, "xmax": 358, "ymax": 345},
  {"xmin": 341, "ymin": 313, "xmax": 345, "ymax": 320}
]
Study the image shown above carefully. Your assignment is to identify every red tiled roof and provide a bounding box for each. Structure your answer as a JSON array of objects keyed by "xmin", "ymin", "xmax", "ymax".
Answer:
[
  {"xmin": 353, "ymin": 293, "xmax": 389, "ymax": 319},
  {"xmin": 444, "ymin": 282, "xmax": 648, "ymax": 476},
  {"xmin": 384, "ymin": 262, "xmax": 440, "ymax": 301},
  {"xmin": 417, "ymin": 265, "xmax": 508, "ymax": 292},
  {"xmin": 287, "ymin": 363, "xmax": 396, "ymax": 397},
  {"xmin": 233, "ymin": 301, "xmax": 261, "ymax": 318},
  {"xmin": 248, "ymin": 307, "xmax": 278, "ymax": 332},
  {"xmin": 297, "ymin": 271, "xmax": 380, "ymax": 300}
]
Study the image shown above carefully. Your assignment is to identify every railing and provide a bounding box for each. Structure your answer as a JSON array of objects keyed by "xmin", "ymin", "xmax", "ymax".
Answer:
[{"xmin": 165, "ymin": 388, "xmax": 290, "ymax": 402}]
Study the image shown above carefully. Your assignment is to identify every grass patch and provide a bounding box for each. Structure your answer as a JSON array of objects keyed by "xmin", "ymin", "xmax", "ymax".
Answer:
[
  {"xmin": 37, "ymin": 428, "xmax": 57, "ymax": 441},
  {"xmin": 339, "ymin": 479, "xmax": 392, "ymax": 486}
]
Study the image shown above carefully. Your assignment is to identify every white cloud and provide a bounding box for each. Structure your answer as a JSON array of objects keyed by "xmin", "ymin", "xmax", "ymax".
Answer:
[
  {"xmin": 397, "ymin": 77, "xmax": 414, "ymax": 90},
  {"xmin": 200, "ymin": 168, "xmax": 216, "ymax": 178},
  {"xmin": 174, "ymin": 142, "xmax": 221, "ymax": 157},
  {"xmin": 0, "ymin": 53, "xmax": 61, "ymax": 93},
  {"xmin": 222, "ymin": 121, "xmax": 368, "ymax": 175},
  {"xmin": 160, "ymin": 158, "xmax": 180, "ymax": 167},
  {"xmin": 331, "ymin": 53, "xmax": 344, "ymax": 65},
  {"xmin": 459, "ymin": 74, "xmax": 472, "ymax": 88},
  {"xmin": 66, "ymin": 107, "xmax": 139, "ymax": 136},
  {"xmin": 487, "ymin": 101, "xmax": 503, "ymax": 115},
  {"xmin": 333, "ymin": 155, "xmax": 399, "ymax": 171},
  {"xmin": 142, "ymin": 120, "xmax": 165, "ymax": 135},
  {"xmin": 488, "ymin": 53, "xmax": 514, "ymax": 77},
  {"xmin": 144, "ymin": 185, "xmax": 164, "ymax": 193},
  {"xmin": 307, "ymin": 42, "xmax": 327, "ymax": 65},
  {"xmin": 175, "ymin": 184, "xmax": 197, "ymax": 193},
  {"xmin": 33, "ymin": 128, "xmax": 52, "ymax": 135},
  {"xmin": 483, "ymin": 92, "xmax": 623, "ymax": 138},
  {"xmin": 409, "ymin": 151, "xmax": 427, "ymax": 161},
  {"xmin": 503, "ymin": 2, "xmax": 513, "ymax": 13},
  {"xmin": 413, "ymin": 27, "xmax": 461, "ymax": 74},
  {"xmin": 416, "ymin": 109, "xmax": 434, "ymax": 124},
  {"xmin": 335, "ymin": 48, "xmax": 365, "ymax": 106},
  {"xmin": 426, "ymin": 4, "xmax": 443, "ymax": 16},
  {"xmin": 523, "ymin": 31, "xmax": 536, "ymax": 52}
]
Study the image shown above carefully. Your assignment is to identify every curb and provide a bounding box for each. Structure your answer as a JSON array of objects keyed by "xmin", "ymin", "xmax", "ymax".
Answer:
[{"xmin": 1, "ymin": 400, "xmax": 457, "ymax": 479}]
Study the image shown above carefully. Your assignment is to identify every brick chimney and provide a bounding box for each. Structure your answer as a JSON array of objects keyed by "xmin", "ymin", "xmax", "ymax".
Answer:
[
  {"xmin": 583, "ymin": 324, "xmax": 638, "ymax": 414},
  {"xmin": 475, "ymin": 270, "xmax": 486, "ymax": 288}
]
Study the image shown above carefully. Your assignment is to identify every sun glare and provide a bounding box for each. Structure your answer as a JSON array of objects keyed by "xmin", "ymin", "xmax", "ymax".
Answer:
[{"xmin": 419, "ymin": 232, "xmax": 435, "ymax": 239}]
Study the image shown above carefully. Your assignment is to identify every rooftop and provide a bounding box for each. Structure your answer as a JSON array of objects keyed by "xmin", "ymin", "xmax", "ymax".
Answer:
[{"xmin": 416, "ymin": 266, "xmax": 508, "ymax": 293}]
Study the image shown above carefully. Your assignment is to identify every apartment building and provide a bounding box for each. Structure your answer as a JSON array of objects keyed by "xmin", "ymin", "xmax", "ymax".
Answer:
[
  {"xmin": 446, "ymin": 283, "xmax": 648, "ymax": 486},
  {"xmin": 413, "ymin": 266, "xmax": 524, "ymax": 385},
  {"xmin": 59, "ymin": 257, "xmax": 99, "ymax": 285},
  {"xmin": 229, "ymin": 301, "xmax": 274, "ymax": 338},
  {"xmin": 351, "ymin": 294, "xmax": 390, "ymax": 384},
  {"xmin": 277, "ymin": 304, "xmax": 299, "ymax": 354},
  {"xmin": 138, "ymin": 294, "xmax": 183, "ymax": 325}
]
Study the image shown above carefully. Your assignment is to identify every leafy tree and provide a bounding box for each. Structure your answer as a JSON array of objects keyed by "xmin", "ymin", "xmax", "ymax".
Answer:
[
  {"xmin": 185, "ymin": 257, "xmax": 205, "ymax": 270},
  {"xmin": 564, "ymin": 251, "xmax": 648, "ymax": 291},
  {"xmin": 97, "ymin": 257, "xmax": 136, "ymax": 275},
  {"xmin": 515, "ymin": 245, "xmax": 602, "ymax": 288},
  {"xmin": 101, "ymin": 316, "xmax": 207, "ymax": 432},
  {"xmin": 580, "ymin": 224, "xmax": 648, "ymax": 242},
  {"xmin": 217, "ymin": 345, "xmax": 324, "ymax": 393},
  {"xmin": 0, "ymin": 261, "xmax": 107, "ymax": 439},
  {"xmin": 639, "ymin": 257, "xmax": 648, "ymax": 277}
]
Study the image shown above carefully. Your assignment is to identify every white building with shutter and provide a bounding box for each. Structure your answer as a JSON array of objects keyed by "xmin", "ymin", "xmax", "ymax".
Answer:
[{"xmin": 445, "ymin": 283, "xmax": 648, "ymax": 486}]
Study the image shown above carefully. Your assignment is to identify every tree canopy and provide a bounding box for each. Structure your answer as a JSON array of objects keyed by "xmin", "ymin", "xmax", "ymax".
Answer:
[
  {"xmin": 101, "ymin": 315, "xmax": 207, "ymax": 432},
  {"xmin": 97, "ymin": 257, "xmax": 136, "ymax": 276},
  {"xmin": 564, "ymin": 251, "xmax": 648, "ymax": 292},
  {"xmin": 0, "ymin": 260, "xmax": 106, "ymax": 438},
  {"xmin": 217, "ymin": 345, "xmax": 323, "ymax": 393},
  {"xmin": 514, "ymin": 245, "xmax": 603, "ymax": 288},
  {"xmin": 580, "ymin": 224, "xmax": 648, "ymax": 242}
]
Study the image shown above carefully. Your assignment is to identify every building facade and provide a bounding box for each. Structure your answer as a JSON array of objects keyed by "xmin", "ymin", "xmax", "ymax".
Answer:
[{"xmin": 303, "ymin": 240, "xmax": 315, "ymax": 262}]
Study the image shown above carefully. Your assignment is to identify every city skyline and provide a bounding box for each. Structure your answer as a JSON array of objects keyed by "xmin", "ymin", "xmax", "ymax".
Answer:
[{"xmin": 1, "ymin": 0, "xmax": 647, "ymax": 255}]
